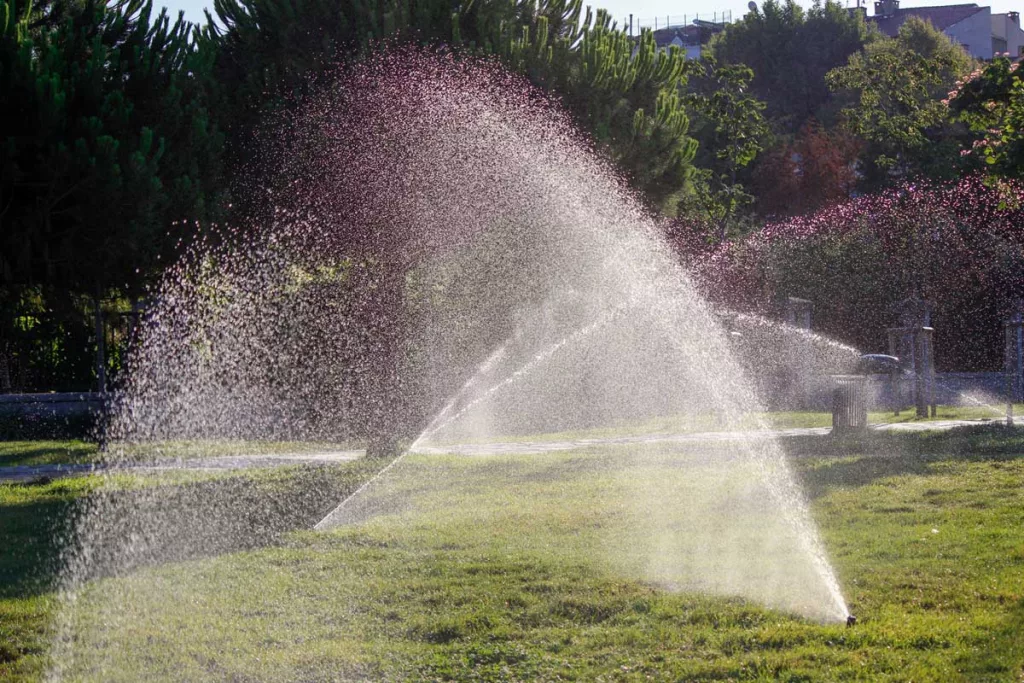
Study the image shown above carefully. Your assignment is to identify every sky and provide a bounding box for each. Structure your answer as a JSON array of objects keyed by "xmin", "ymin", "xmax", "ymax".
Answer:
[{"xmin": 161, "ymin": 0, "xmax": 1023, "ymax": 31}]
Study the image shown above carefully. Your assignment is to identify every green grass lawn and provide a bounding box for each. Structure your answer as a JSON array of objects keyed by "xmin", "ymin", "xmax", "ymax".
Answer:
[
  {"xmin": 772, "ymin": 403, "xmax": 1021, "ymax": 429},
  {"xmin": 0, "ymin": 439, "xmax": 362, "ymax": 468},
  {"xmin": 2, "ymin": 427, "xmax": 1024, "ymax": 681},
  {"xmin": 0, "ymin": 459, "xmax": 385, "ymax": 681}
]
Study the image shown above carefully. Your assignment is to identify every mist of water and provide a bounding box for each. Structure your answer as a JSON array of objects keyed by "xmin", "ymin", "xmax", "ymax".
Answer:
[{"xmin": 50, "ymin": 51, "xmax": 850, "ymax": 680}]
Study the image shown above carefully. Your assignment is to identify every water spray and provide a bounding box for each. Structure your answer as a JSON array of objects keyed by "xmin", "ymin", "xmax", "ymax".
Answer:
[{"xmin": 315, "ymin": 306, "xmax": 628, "ymax": 530}]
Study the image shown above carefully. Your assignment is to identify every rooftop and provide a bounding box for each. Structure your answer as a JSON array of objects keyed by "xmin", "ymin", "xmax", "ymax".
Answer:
[{"xmin": 869, "ymin": 3, "xmax": 987, "ymax": 36}]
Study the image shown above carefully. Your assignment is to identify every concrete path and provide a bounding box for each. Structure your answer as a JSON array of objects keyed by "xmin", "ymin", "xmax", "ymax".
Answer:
[
  {"xmin": 0, "ymin": 418, "xmax": 1002, "ymax": 482},
  {"xmin": 411, "ymin": 418, "xmax": 1002, "ymax": 457}
]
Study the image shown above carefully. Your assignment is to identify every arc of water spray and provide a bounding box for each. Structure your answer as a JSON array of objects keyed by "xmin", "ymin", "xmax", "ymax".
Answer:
[
  {"xmin": 311, "ymin": 342, "xmax": 515, "ymax": 530},
  {"xmin": 640, "ymin": 298, "xmax": 851, "ymax": 621},
  {"xmin": 411, "ymin": 308, "xmax": 623, "ymax": 448},
  {"xmin": 409, "ymin": 342, "xmax": 513, "ymax": 451},
  {"xmin": 313, "ymin": 305, "xmax": 626, "ymax": 530},
  {"xmin": 317, "ymin": 295, "xmax": 851, "ymax": 619},
  {"xmin": 731, "ymin": 309, "xmax": 1005, "ymax": 421}
]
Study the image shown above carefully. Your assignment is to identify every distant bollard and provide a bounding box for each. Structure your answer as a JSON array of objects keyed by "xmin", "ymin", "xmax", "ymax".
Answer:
[
  {"xmin": 832, "ymin": 376, "xmax": 868, "ymax": 435},
  {"xmin": 1005, "ymin": 305, "xmax": 1023, "ymax": 426}
]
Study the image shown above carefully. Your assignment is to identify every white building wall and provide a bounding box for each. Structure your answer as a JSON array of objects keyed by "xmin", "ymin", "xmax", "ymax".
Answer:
[
  {"xmin": 993, "ymin": 13, "xmax": 1024, "ymax": 57},
  {"xmin": 1012, "ymin": 21, "xmax": 1024, "ymax": 56},
  {"xmin": 945, "ymin": 8, "xmax": 993, "ymax": 59},
  {"xmin": 661, "ymin": 37, "xmax": 702, "ymax": 59}
]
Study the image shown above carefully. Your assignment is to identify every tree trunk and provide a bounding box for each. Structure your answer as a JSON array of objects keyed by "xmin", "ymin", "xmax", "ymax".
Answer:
[
  {"xmin": 362, "ymin": 265, "xmax": 410, "ymax": 459},
  {"xmin": 94, "ymin": 294, "xmax": 106, "ymax": 394}
]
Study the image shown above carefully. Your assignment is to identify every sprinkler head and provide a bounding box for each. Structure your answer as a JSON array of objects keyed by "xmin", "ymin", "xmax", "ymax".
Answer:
[{"xmin": 846, "ymin": 615, "xmax": 857, "ymax": 627}]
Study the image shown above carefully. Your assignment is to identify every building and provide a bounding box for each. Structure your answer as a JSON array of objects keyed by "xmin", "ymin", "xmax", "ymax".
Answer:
[
  {"xmin": 992, "ymin": 11, "xmax": 1024, "ymax": 56},
  {"xmin": 867, "ymin": 0, "xmax": 1024, "ymax": 60},
  {"xmin": 651, "ymin": 25, "xmax": 704, "ymax": 59},
  {"xmin": 650, "ymin": 20, "xmax": 728, "ymax": 60}
]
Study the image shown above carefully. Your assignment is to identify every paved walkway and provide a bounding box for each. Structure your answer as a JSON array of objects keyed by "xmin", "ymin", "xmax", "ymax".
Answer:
[
  {"xmin": 411, "ymin": 419, "xmax": 1002, "ymax": 457},
  {"xmin": 0, "ymin": 419, "xmax": 1003, "ymax": 482}
]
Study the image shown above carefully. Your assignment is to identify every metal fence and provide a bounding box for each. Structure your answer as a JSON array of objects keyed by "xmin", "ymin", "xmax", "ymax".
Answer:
[
  {"xmin": 0, "ymin": 304, "xmax": 141, "ymax": 394},
  {"xmin": 633, "ymin": 11, "xmax": 734, "ymax": 31}
]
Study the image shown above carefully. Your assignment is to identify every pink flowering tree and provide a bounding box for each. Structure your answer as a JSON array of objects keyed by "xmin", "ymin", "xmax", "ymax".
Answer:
[
  {"xmin": 689, "ymin": 176, "xmax": 1024, "ymax": 369},
  {"xmin": 950, "ymin": 56, "xmax": 1024, "ymax": 180}
]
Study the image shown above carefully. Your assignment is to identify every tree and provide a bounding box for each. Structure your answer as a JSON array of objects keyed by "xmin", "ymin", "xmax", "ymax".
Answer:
[
  {"xmin": 680, "ymin": 57, "xmax": 770, "ymax": 240},
  {"xmin": 0, "ymin": 0, "xmax": 224, "ymax": 298},
  {"xmin": 204, "ymin": 0, "xmax": 698, "ymax": 216},
  {"xmin": 696, "ymin": 176, "xmax": 1024, "ymax": 370},
  {"xmin": 709, "ymin": 0, "xmax": 872, "ymax": 133},
  {"xmin": 827, "ymin": 16, "xmax": 973, "ymax": 185},
  {"xmin": 753, "ymin": 120, "xmax": 861, "ymax": 216},
  {"xmin": 198, "ymin": 3, "xmax": 704, "ymax": 454},
  {"xmin": 0, "ymin": 0, "xmax": 224, "ymax": 392},
  {"xmin": 950, "ymin": 56, "xmax": 1024, "ymax": 181}
]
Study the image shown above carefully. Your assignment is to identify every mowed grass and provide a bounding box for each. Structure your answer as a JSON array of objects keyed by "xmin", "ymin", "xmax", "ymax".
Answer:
[
  {"xmin": 0, "ymin": 442, "xmax": 99, "ymax": 468},
  {"xmin": 3, "ymin": 427, "xmax": 1024, "ymax": 681},
  {"xmin": 0, "ymin": 459, "xmax": 386, "ymax": 682},
  {"xmin": 1, "ymin": 403, "xmax": 1014, "ymax": 468},
  {"xmin": 0, "ymin": 439, "xmax": 362, "ymax": 468}
]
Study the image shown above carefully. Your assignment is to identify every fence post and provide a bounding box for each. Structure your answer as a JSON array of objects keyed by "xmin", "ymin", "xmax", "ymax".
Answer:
[
  {"xmin": 0, "ymin": 339, "xmax": 9, "ymax": 392},
  {"xmin": 887, "ymin": 327, "xmax": 898, "ymax": 414},
  {"xmin": 888, "ymin": 297, "xmax": 934, "ymax": 419}
]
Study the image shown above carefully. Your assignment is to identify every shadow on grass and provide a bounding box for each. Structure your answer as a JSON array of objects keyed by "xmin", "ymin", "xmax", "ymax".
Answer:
[
  {"xmin": 782, "ymin": 424, "xmax": 1024, "ymax": 500},
  {"xmin": 0, "ymin": 458, "xmax": 387, "ymax": 599},
  {"xmin": 0, "ymin": 481, "xmax": 80, "ymax": 599}
]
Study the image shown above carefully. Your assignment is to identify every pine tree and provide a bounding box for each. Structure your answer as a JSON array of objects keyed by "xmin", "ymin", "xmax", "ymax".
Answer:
[
  {"xmin": 204, "ymin": 0, "xmax": 697, "ymax": 216},
  {"xmin": 0, "ymin": 0, "xmax": 224, "ymax": 297}
]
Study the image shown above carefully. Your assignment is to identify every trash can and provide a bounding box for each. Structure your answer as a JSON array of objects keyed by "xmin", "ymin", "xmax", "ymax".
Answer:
[{"xmin": 832, "ymin": 376, "xmax": 867, "ymax": 435}]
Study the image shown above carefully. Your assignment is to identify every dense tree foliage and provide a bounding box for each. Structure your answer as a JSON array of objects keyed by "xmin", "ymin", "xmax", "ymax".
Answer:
[
  {"xmin": 680, "ymin": 58, "xmax": 769, "ymax": 240},
  {"xmin": 694, "ymin": 176, "xmax": 1024, "ymax": 370},
  {"xmin": 1, "ymin": 0, "xmax": 1019, "ymax": 398},
  {"xmin": 0, "ymin": 0, "xmax": 223, "ymax": 297},
  {"xmin": 752, "ymin": 120, "xmax": 861, "ymax": 216},
  {"xmin": 0, "ymin": 0, "xmax": 224, "ymax": 392},
  {"xmin": 199, "ymin": 0, "xmax": 706, "ymax": 451},
  {"xmin": 703, "ymin": 0, "xmax": 873, "ymax": 226},
  {"xmin": 827, "ymin": 17, "xmax": 973, "ymax": 185},
  {"xmin": 206, "ymin": 0, "xmax": 698, "ymax": 216},
  {"xmin": 710, "ymin": 0, "xmax": 872, "ymax": 133}
]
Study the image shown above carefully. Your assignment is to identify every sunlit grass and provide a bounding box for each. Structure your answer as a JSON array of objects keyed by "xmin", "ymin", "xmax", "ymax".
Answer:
[
  {"xmin": 2, "ymin": 428, "xmax": 1023, "ymax": 681},
  {"xmin": 0, "ymin": 439, "xmax": 362, "ymax": 468},
  {"xmin": 109, "ymin": 438, "xmax": 364, "ymax": 461},
  {"xmin": 54, "ymin": 437, "xmax": 1024, "ymax": 680},
  {"xmin": 3, "ymin": 405, "xmax": 1017, "ymax": 470}
]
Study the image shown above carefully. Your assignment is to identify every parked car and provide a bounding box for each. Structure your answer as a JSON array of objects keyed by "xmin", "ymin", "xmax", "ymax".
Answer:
[{"xmin": 855, "ymin": 354, "xmax": 906, "ymax": 375}]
